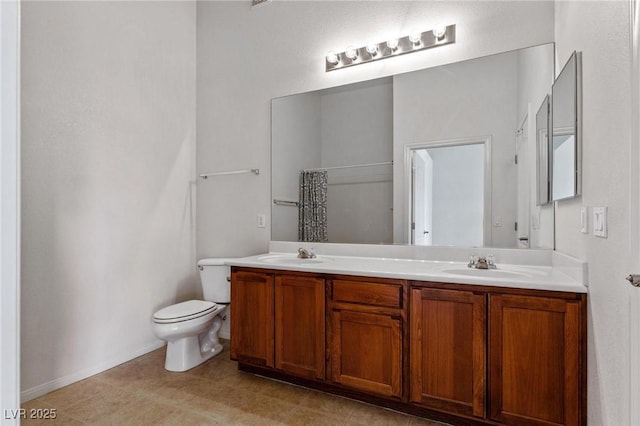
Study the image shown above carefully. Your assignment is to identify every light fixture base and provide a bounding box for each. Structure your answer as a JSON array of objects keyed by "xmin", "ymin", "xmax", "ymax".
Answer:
[{"xmin": 325, "ymin": 24, "xmax": 456, "ymax": 72}]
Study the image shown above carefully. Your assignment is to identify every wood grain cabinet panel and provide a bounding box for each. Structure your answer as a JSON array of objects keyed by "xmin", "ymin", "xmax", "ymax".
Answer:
[
  {"xmin": 230, "ymin": 267, "xmax": 586, "ymax": 426},
  {"xmin": 230, "ymin": 270, "xmax": 274, "ymax": 367},
  {"xmin": 489, "ymin": 294, "xmax": 584, "ymax": 426},
  {"xmin": 331, "ymin": 310, "xmax": 402, "ymax": 397},
  {"xmin": 275, "ymin": 275, "xmax": 325, "ymax": 379},
  {"xmin": 333, "ymin": 280, "xmax": 402, "ymax": 308},
  {"xmin": 410, "ymin": 287, "xmax": 486, "ymax": 418}
]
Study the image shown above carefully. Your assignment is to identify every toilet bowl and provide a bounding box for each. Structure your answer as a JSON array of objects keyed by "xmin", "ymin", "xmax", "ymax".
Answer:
[{"xmin": 152, "ymin": 259, "xmax": 234, "ymax": 372}]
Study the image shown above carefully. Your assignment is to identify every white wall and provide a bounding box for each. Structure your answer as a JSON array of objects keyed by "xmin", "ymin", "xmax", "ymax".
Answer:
[
  {"xmin": 1, "ymin": 0, "xmax": 21, "ymax": 420},
  {"xmin": 320, "ymin": 79, "xmax": 393, "ymax": 243},
  {"xmin": 271, "ymin": 92, "xmax": 321, "ymax": 241},
  {"xmin": 20, "ymin": 1, "xmax": 197, "ymax": 400},
  {"xmin": 393, "ymin": 52, "xmax": 519, "ymax": 247},
  {"xmin": 320, "ymin": 79, "xmax": 393, "ymax": 167},
  {"xmin": 196, "ymin": 0, "xmax": 555, "ymax": 259},
  {"xmin": 554, "ymin": 2, "xmax": 633, "ymax": 425}
]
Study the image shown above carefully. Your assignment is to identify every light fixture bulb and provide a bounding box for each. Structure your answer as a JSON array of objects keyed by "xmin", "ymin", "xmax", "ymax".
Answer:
[
  {"xmin": 366, "ymin": 43, "xmax": 378, "ymax": 56},
  {"xmin": 386, "ymin": 38, "xmax": 399, "ymax": 51},
  {"xmin": 409, "ymin": 30, "xmax": 422, "ymax": 45},
  {"xmin": 433, "ymin": 24, "xmax": 447, "ymax": 40},
  {"xmin": 345, "ymin": 46, "xmax": 358, "ymax": 60},
  {"xmin": 326, "ymin": 51, "xmax": 339, "ymax": 65}
]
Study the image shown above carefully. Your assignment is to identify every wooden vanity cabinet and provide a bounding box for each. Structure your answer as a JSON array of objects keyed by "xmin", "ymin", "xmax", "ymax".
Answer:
[
  {"xmin": 230, "ymin": 267, "xmax": 586, "ymax": 426},
  {"xmin": 488, "ymin": 293, "xmax": 585, "ymax": 426},
  {"xmin": 230, "ymin": 269, "xmax": 274, "ymax": 367},
  {"xmin": 329, "ymin": 278, "xmax": 405, "ymax": 399},
  {"xmin": 274, "ymin": 274, "xmax": 325, "ymax": 380},
  {"xmin": 230, "ymin": 269, "xmax": 326, "ymax": 380},
  {"xmin": 408, "ymin": 285, "xmax": 586, "ymax": 426},
  {"xmin": 409, "ymin": 287, "xmax": 486, "ymax": 418}
]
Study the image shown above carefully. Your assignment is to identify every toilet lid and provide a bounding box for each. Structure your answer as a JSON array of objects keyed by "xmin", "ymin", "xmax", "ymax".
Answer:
[{"xmin": 153, "ymin": 300, "xmax": 216, "ymax": 323}]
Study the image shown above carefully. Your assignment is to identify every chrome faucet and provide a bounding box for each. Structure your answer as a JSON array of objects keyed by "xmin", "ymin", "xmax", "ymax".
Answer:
[
  {"xmin": 297, "ymin": 248, "xmax": 316, "ymax": 259},
  {"xmin": 468, "ymin": 254, "xmax": 496, "ymax": 269}
]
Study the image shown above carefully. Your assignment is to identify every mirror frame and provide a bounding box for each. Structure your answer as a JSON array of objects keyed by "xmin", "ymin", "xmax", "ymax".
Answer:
[{"xmin": 550, "ymin": 51, "xmax": 582, "ymax": 201}]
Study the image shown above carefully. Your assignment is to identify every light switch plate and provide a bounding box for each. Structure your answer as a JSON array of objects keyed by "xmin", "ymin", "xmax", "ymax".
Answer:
[
  {"xmin": 257, "ymin": 214, "xmax": 266, "ymax": 228},
  {"xmin": 580, "ymin": 207, "xmax": 588, "ymax": 234},
  {"xmin": 593, "ymin": 207, "xmax": 607, "ymax": 238}
]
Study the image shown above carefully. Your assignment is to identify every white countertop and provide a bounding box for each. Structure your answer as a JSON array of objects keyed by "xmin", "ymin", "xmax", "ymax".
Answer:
[{"xmin": 227, "ymin": 252, "xmax": 588, "ymax": 294}]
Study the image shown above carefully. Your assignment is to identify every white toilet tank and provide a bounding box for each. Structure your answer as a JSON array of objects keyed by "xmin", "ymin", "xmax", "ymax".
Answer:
[{"xmin": 197, "ymin": 258, "xmax": 235, "ymax": 304}]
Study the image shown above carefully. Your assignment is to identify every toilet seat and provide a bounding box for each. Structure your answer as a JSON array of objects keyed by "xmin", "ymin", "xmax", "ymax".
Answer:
[{"xmin": 153, "ymin": 300, "xmax": 217, "ymax": 324}]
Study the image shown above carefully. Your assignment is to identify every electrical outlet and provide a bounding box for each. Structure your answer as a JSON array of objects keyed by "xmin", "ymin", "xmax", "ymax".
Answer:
[
  {"xmin": 580, "ymin": 207, "xmax": 588, "ymax": 234},
  {"xmin": 531, "ymin": 208, "xmax": 540, "ymax": 230}
]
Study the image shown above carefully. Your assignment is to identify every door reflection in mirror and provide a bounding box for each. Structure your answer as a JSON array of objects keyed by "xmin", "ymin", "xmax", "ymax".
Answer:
[
  {"xmin": 552, "ymin": 132, "xmax": 576, "ymax": 200},
  {"xmin": 410, "ymin": 141, "xmax": 488, "ymax": 247},
  {"xmin": 516, "ymin": 118, "xmax": 530, "ymax": 248}
]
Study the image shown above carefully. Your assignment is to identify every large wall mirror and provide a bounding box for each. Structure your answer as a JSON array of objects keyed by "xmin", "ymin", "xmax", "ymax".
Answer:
[
  {"xmin": 272, "ymin": 43, "xmax": 555, "ymax": 249},
  {"xmin": 551, "ymin": 51, "xmax": 582, "ymax": 201}
]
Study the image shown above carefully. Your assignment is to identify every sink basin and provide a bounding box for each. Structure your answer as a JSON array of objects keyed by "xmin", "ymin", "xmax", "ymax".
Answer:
[
  {"xmin": 442, "ymin": 268, "xmax": 533, "ymax": 279},
  {"xmin": 257, "ymin": 254, "xmax": 331, "ymax": 266}
]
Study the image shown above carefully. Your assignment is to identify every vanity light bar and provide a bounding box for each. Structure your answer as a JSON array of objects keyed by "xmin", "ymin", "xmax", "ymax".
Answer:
[{"xmin": 325, "ymin": 24, "xmax": 456, "ymax": 72}]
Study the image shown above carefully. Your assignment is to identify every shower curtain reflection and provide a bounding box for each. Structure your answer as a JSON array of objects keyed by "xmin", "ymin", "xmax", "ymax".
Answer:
[{"xmin": 298, "ymin": 170, "xmax": 328, "ymax": 242}]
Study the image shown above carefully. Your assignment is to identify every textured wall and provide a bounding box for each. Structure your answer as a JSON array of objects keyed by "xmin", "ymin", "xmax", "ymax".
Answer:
[
  {"xmin": 554, "ymin": 2, "xmax": 633, "ymax": 425},
  {"xmin": 271, "ymin": 92, "xmax": 321, "ymax": 241},
  {"xmin": 21, "ymin": 1, "xmax": 197, "ymax": 397},
  {"xmin": 320, "ymin": 80, "xmax": 393, "ymax": 243}
]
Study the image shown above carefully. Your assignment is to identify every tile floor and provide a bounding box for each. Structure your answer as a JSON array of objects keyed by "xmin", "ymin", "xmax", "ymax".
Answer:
[{"xmin": 22, "ymin": 342, "xmax": 446, "ymax": 425}]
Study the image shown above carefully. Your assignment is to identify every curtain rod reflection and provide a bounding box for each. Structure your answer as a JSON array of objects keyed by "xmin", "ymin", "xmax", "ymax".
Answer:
[
  {"xmin": 273, "ymin": 199, "xmax": 300, "ymax": 207},
  {"xmin": 303, "ymin": 161, "xmax": 392, "ymax": 172}
]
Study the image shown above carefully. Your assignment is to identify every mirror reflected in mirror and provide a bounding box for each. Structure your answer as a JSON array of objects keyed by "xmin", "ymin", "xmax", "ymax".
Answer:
[
  {"xmin": 272, "ymin": 43, "xmax": 555, "ymax": 249},
  {"xmin": 551, "ymin": 51, "xmax": 582, "ymax": 201},
  {"xmin": 536, "ymin": 95, "xmax": 551, "ymax": 205}
]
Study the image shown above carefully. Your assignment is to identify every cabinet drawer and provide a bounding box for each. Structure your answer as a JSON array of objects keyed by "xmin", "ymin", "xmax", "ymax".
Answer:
[{"xmin": 333, "ymin": 280, "xmax": 401, "ymax": 308}]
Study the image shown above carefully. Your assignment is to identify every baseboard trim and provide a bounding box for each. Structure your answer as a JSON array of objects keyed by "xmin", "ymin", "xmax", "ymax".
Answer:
[{"xmin": 20, "ymin": 340, "xmax": 166, "ymax": 403}]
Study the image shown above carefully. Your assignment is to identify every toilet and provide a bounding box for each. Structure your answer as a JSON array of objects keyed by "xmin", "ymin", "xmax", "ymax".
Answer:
[{"xmin": 152, "ymin": 258, "xmax": 233, "ymax": 372}]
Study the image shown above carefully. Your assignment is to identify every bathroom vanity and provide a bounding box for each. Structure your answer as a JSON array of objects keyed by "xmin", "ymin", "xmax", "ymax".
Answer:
[
  {"xmin": 254, "ymin": 37, "xmax": 588, "ymax": 426},
  {"xmin": 228, "ymin": 250, "xmax": 587, "ymax": 426}
]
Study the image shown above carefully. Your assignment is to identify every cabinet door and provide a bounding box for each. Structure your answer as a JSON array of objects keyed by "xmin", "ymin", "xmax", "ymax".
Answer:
[
  {"xmin": 410, "ymin": 287, "xmax": 486, "ymax": 418},
  {"xmin": 230, "ymin": 270, "xmax": 274, "ymax": 367},
  {"xmin": 331, "ymin": 310, "xmax": 402, "ymax": 398},
  {"xmin": 489, "ymin": 294, "xmax": 583, "ymax": 426},
  {"xmin": 275, "ymin": 275, "xmax": 325, "ymax": 379}
]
